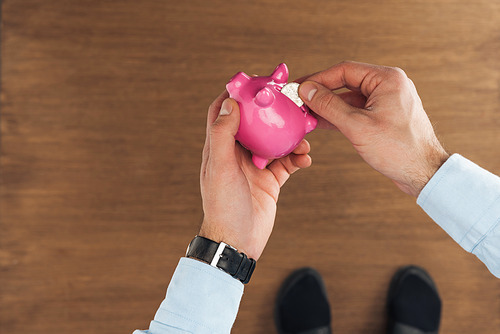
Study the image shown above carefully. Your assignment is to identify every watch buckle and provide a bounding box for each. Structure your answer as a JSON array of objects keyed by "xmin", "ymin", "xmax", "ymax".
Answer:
[{"xmin": 210, "ymin": 241, "xmax": 228, "ymax": 267}]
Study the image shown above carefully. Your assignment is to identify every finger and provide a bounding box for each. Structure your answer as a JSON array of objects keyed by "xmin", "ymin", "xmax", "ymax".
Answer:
[
  {"xmin": 292, "ymin": 139, "xmax": 311, "ymax": 155},
  {"xmin": 206, "ymin": 90, "xmax": 230, "ymax": 137},
  {"xmin": 306, "ymin": 61, "xmax": 386, "ymax": 96},
  {"xmin": 311, "ymin": 113, "xmax": 339, "ymax": 130},
  {"xmin": 291, "ymin": 153, "xmax": 312, "ymax": 169},
  {"xmin": 337, "ymin": 90, "xmax": 367, "ymax": 109},
  {"xmin": 299, "ymin": 81, "xmax": 358, "ymax": 131},
  {"xmin": 293, "ymin": 72, "xmax": 319, "ymax": 84},
  {"xmin": 208, "ymin": 98, "xmax": 240, "ymax": 167},
  {"xmin": 201, "ymin": 139, "xmax": 210, "ymax": 174},
  {"xmin": 267, "ymin": 153, "xmax": 312, "ymax": 187},
  {"xmin": 202, "ymin": 90, "xmax": 230, "ymax": 171}
]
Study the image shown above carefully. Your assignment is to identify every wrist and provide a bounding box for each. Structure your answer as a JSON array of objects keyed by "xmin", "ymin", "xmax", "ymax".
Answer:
[
  {"xmin": 186, "ymin": 235, "xmax": 257, "ymax": 284},
  {"xmin": 407, "ymin": 147, "xmax": 450, "ymax": 197},
  {"xmin": 199, "ymin": 222, "xmax": 259, "ymax": 261}
]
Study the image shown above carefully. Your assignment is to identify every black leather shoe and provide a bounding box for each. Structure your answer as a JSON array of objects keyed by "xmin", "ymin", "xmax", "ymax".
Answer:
[
  {"xmin": 387, "ymin": 266, "xmax": 442, "ymax": 334},
  {"xmin": 275, "ymin": 268, "xmax": 332, "ymax": 334}
]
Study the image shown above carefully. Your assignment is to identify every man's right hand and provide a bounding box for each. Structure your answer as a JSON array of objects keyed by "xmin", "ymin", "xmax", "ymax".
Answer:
[{"xmin": 298, "ymin": 61, "xmax": 449, "ymax": 197}]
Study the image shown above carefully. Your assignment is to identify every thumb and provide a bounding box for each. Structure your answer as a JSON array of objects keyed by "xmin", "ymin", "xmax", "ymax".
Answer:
[
  {"xmin": 299, "ymin": 81, "xmax": 356, "ymax": 129},
  {"xmin": 208, "ymin": 98, "xmax": 241, "ymax": 166}
]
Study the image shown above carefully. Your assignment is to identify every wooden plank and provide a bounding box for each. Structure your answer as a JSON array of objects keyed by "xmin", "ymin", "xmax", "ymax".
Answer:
[{"xmin": 1, "ymin": 0, "xmax": 499, "ymax": 333}]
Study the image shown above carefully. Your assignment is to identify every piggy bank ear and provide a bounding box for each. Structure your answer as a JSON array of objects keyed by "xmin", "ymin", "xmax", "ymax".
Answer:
[
  {"xmin": 255, "ymin": 87, "xmax": 275, "ymax": 107},
  {"xmin": 226, "ymin": 72, "xmax": 250, "ymax": 96},
  {"xmin": 270, "ymin": 63, "xmax": 289, "ymax": 84}
]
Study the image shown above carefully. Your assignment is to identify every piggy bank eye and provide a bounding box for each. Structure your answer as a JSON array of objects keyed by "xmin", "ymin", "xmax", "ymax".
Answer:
[{"xmin": 255, "ymin": 87, "xmax": 275, "ymax": 107}]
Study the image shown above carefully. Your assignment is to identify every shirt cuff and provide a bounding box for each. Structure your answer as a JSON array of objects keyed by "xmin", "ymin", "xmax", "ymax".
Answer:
[
  {"xmin": 150, "ymin": 257, "xmax": 244, "ymax": 334},
  {"xmin": 417, "ymin": 154, "xmax": 500, "ymax": 277}
]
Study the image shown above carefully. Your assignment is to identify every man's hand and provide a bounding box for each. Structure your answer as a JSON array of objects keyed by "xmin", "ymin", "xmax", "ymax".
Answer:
[
  {"xmin": 199, "ymin": 91, "xmax": 312, "ymax": 260},
  {"xmin": 298, "ymin": 61, "xmax": 449, "ymax": 197}
]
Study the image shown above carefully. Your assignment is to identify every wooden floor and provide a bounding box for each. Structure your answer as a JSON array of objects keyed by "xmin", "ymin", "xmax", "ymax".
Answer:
[{"xmin": 1, "ymin": 1, "xmax": 500, "ymax": 333}]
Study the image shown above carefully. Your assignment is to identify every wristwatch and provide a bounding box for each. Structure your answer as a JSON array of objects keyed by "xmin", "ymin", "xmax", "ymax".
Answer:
[{"xmin": 186, "ymin": 235, "xmax": 256, "ymax": 284}]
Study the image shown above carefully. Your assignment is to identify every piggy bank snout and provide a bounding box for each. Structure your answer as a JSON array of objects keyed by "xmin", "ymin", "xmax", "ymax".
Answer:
[{"xmin": 226, "ymin": 72, "xmax": 250, "ymax": 96}]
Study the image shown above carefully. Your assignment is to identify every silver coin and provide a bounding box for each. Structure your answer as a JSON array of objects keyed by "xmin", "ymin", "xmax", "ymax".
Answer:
[{"xmin": 280, "ymin": 82, "xmax": 304, "ymax": 108}]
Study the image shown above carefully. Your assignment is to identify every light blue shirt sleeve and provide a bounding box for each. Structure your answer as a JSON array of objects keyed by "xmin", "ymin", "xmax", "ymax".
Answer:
[
  {"xmin": 417, "ymin": 153, "xmax": 500, "ymax": 278},
  {"xmin": 133, "ymin": 257, "xmax": 244, "ymax": 334}
]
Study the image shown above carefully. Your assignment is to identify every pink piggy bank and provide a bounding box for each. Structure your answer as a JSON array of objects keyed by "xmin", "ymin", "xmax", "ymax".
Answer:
[{"xmin": 226, "ymin": 63, "xmax": 317, "ymax": 169}]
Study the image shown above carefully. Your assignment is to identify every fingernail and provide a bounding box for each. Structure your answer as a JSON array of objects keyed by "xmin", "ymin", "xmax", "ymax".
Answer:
[
  {"xmin": 219, "ymin": 99, "xmax": 232, "ymax": 115},
  {"xmin": 299, "ymin": 82, "xmax": 318, "ymax": 101}
]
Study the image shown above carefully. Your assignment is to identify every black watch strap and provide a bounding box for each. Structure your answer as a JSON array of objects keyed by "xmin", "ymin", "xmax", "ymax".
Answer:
[{"xmin": 186, "ymin": 236, "xmax": 256, "ymax": 284}]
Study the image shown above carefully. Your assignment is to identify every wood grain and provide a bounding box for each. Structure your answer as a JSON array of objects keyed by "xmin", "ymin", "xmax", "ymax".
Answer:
[{"xmin": 1, "ymin": 0, "xmax": 499, "ymax": 333}]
